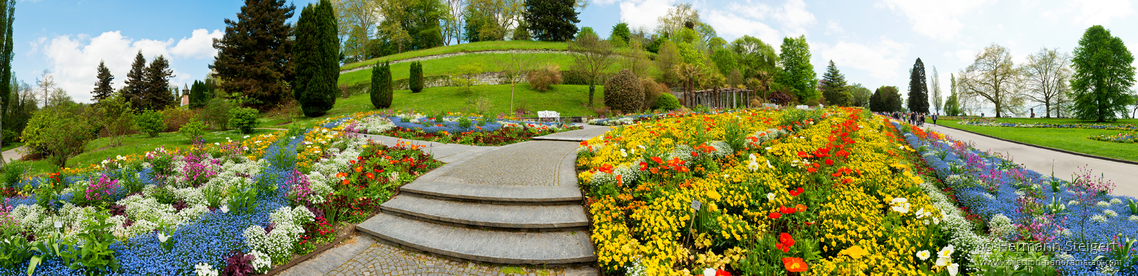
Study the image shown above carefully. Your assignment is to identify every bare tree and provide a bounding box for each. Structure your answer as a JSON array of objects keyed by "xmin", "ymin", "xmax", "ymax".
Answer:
[
  {"xmin": 35, "ymin": 70, "xmax": 54, "ymax": 108},
  {"xmin": 958, "ymin": 44, "xmax": 1026, "ymax": 118},
  {"xmin": 467, "ymin": 0, "xmax": 523, "ymax": 41},
  {"xmin": 442, "ymin": 0, "xmax": 466, "ymax": 45},
  {"xmin": 331, "ymin": 0, "xmax": 380, "ymax": 61},
  {"xmin": 930, "ymin": 66, "xmax": 942, "ymax": 115},
  {"xmin": 492, "ymin": 53, "xmax": 536, "ymax": 113},
  {"xmin": 569, "ymin": 30, "xmax": 615, "ymax": 107},
  {"xmin": 1021, "ymin": 47, "xmax": 1072, "ymax": 118}
]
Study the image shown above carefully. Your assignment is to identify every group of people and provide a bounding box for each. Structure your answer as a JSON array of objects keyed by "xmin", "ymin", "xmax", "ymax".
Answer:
[{"xmin": 884, "ymin": 112, "xmax": 937, "ymax": 126}]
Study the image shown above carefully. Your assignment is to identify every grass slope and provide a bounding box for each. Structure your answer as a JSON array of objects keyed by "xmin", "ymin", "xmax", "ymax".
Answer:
[
  {"xmin": 938, "ymin": 119, "xmax": 1138, "ymax": 162},
  {"xmin": 341, "ymin": 41, "xmax": 569, "ymax": 71},
  {"xmin": 338, "ymin": 53, "xmax": 576, "ymax": 88},
  {"xmin": 17, "ymin": 131, "xmax": 258, "ymax": 175}
]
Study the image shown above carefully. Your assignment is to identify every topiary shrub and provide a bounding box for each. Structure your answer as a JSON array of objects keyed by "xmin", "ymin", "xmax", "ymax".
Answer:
[
  {"xmin": 135, "ymin": 109, "xmax": 165, "ymax": 138},
  {"xmin": 409, "ymin": 61, "xmax": 424, "ymax": 93},
  {"xmin": 653, "ymin": 93, "xmax": 682, "ymax": 111},
  {"xmin": 228, "ymin": 107, "xmax": 259, "ymax": 134},
  {"xmin": 371, "ymin": 62, "xmax": 393, "ymax": 108},
  {"xmin": 526, "ymin": 64, "xmax": 562, "ymax": 91},
  {"xmin": 641, "ymin": 78, "xmax": 664, "ymax": 110},
  {"xmin": 603, "ymin": 69, "xmax": 645, "ymax": 113}
]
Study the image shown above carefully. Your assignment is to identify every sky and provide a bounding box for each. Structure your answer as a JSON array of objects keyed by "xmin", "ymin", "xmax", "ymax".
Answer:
[{"xmin": 12, "ymin": 0, "xmax": 1138, "ymax": 114}]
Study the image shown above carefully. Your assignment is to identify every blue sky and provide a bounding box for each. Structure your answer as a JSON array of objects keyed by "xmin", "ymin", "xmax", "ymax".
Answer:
[{"xmin": 14, "ymin": 0, "xmax": 1138, "ymax": 114}]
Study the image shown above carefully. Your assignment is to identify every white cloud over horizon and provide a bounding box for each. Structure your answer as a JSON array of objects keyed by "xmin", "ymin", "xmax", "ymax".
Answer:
[
  {"xmin": 39, "ymin": 29, "xmax": 222, "ymax": 103},
  {"xmin": 879, "ymin": 0, "xmax": 993, "ymax": 41},
  {"xmin": 815, "ymin": 39, "xmax": 912, "ymax": 80}
]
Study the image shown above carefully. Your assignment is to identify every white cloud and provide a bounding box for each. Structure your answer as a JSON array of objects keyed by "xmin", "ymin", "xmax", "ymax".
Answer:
[
  {"xmin": 947, "ymin": 49, "xmax": 975, "ymax": 63},
  {"xmin": 771, "ymin": 0, "xmax": 815, "ymax": 36},
  {"xmin": 1070, "ymin": 0, "xmax": 1133, "ymax": 26},
  {"xmin": 698, "ymin": 0, "xmax": 815, "ymax": 45},
  {"xmin": 593, "ymin": 0, "xmax": 620, "ymax": 6},
  {"xmin": 618, "ymin": 0, "xmax": 676, "ymax": 32},
  {"xmin": 39, "ymin": 29, "xmax": 218, "ymax": 103},
  {"xmin": 703, "ymin": 9, "xmax": 781, "ymax": 46},
  {"xmin": 815, "ymin": 39, "xmax": 911, "ymax": 80},
  {"xmin": 824, "ymin": 20, "xmax": 844, "ymax": 36},
  {"xmin": 879, "ymin": 0, "xmax": 993, "ymax": 41}
]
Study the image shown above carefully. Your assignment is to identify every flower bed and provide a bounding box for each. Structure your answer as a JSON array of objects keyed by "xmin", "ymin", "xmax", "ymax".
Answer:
[
  {"xmin": 900, "ymin": 121, "xmax": 1138, "ymax": 275},
  {"xmin": 1088, "ymin": 132, "xmax": 1138, "ymax": 143},
  {"xmin": 958, "ymin": 119, "xmax": 1138, "ymax": 132},
  {"xmin": 325, "ymin": 111, "xmax": 581, "ymax": 146},
  {"xmin": 0, "ymin": 127, "xmax": 440, "ymax": 275},
  {"xmin": 578, "ymin": 108, "xmax": 961, "ymax": 275},
  {"xmin": 586, "ymin": 114, "xmax": 663, "ymax": 126}
]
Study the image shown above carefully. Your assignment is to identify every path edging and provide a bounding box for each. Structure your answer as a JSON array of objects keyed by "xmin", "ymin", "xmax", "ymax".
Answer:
[{"xmin": 931, "ymin": 123, "xmax": 1138, "ymax": 166}]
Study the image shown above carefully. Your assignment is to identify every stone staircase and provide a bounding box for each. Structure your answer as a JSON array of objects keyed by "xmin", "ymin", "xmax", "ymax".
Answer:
[{"xmin": 356, "ymin": 140, "xmax": 597, "ymax": 265}]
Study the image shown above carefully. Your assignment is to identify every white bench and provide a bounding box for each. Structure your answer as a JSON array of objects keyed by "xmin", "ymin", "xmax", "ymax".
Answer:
[{"xmin": 537, "ymin": 110, "xmax": 560, "ymax": 123}]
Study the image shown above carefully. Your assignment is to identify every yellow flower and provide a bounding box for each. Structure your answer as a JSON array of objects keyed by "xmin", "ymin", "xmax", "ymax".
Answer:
[{"xmin": 841, "ymin": 245, "xmax": 869, "ymax": 259}]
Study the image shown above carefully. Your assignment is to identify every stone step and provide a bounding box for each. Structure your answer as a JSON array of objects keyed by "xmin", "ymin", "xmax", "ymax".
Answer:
[
  {"xmin": 400, "ymin": 180, "xmax": 582, "ymax": 204},
  {"xmin": 380, "ymin": 194, "xmax": 588, "ymax": 230},
  {"xmin": 357, "ymin": 213, "xmax": 597, "ymax": 265}
]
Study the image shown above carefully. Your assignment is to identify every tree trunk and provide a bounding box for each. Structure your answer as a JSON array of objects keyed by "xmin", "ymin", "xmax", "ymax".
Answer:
[{"xmin": 588, "ymin": 83, "xmax": 595, "ymax": 107}]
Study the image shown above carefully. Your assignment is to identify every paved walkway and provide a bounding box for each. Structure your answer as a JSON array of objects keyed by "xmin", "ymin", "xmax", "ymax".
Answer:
[
  {"xmin": 532, "ymin": 124, "xmax": 612, "ymax": 142},
  {"xmin": 282, "ymin": 127, "xmax": 608, "ymax": 275},
  {"xmin": 925, "ymin": 124, "xmax": 1138, "ymax": 199},
  {"xmin": 2, "ymin": 146, "xmax": 25, "ymax": 163}
]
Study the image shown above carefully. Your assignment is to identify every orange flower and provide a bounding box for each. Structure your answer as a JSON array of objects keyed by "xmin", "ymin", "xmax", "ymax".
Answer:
[
  {"xmin": 599, "ymin": 164, "xmax": 614, "ymax": 174},
  {"xmin": 768, "ymin": 212, "xmax": 781, "ymax": 219},
  {"xmin": 366, "ymin": 173, "xmax": 375, "ymax": 180},
  {"xmin": 795, "ymin": 204, "xmax": 807, "ymax": 212},
  {"xmin": 780, "ymin": 205, "xmax": 796, "ymax": 214},
  {"xmin": 782, "ymin": 257, "xmax": 807, "ymax": 272},
  {"xmin": 354, "ymin": 166, "xmax": 363, "ymax": 173},
  {"xmin": 336, "ymin": 172, "xmax": 347, "ymax": 178},
  {"xmin": 341, "ymin": 179, "xmax": 350, "ymax": 185}
]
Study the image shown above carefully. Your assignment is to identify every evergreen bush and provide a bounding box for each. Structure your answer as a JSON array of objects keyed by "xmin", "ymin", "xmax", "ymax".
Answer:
[
  {"xmin": 602, "ymin": 69, "xmax": 645, "ymax": 113},
  {"xmin": 409, "ymin": 61, "xmax": 424, "ymax": 93},
  {"xmin": 228, "ymin": 107, "xmax": 259, "ymax": 134},
  {"xmin": 371, "ymin": 62, "xmax": 393, "ymax": 108},
  {"xmin": 653, "ymin": 93, "xmax": 682, "ymax": 111}
]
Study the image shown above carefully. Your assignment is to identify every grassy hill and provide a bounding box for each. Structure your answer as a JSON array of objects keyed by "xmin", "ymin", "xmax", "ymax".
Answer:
[
  {"xmin": 338, "ymin": 53, "xmax": 576, "ymax": 88},
  {"xmin": 340, "ymin": 41, "xmax": 570, "ymax": 71}
]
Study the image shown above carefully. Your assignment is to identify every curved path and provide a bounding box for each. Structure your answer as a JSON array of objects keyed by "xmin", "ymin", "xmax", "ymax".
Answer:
[{"xmin": 925, "ymin": 124, "xmax": 1138, "ymax": 199}]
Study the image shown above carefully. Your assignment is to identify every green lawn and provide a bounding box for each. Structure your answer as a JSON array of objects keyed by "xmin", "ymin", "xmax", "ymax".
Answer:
[
  {"xmin": 2, "ymin": 142, "xmax": 22, "ymax": 152},
  {"xmin": 341, "ymin": 41, "xmax": 570, "ymax": 71},
  {"xmin": 338, "ymin": 53, "xmax": 577, "ymax": 88},
  {"xmin": 937, "ymin": 119, "xmax": 1138, "ymax": 162},
  {"xmin": 15, "ymin": 130, "xmax": 265, "ymax": 175},
  {"xmin": 264, "ymin": 84, "xmax": 608, "ymax": 128},
  {"xmin": 961, "ymin": 117, "xmax": 1138, "ymax": 125}
]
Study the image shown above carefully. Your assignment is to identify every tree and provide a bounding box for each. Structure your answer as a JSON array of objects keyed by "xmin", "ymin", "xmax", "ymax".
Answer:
[
  {"xmin": 524, "ymin": 0, "xmax": 579, "ymax": 42},
  {"xmin": 493, "ymin": 53, "xmax": 536, "ymax": 113},
  {"xmin": 870, "ymin": 86, "xmax": 902, "ymax": 112},
  {"xmin": 331, "ymin": 0, "xmax": 380, "ymax": 62},
  {"xmin": 22, "ymin": 102, "xmax": 96, "ymax": 168},
  {"xmin": 820, "ymin": 60, "xmax": 850, "ymax": 106},
  {"xmin": 466, "ymin": 0, "xmax": 523, "ymax": 41},
  {"xmin": 730, "ymin": 35, "xmax": 777, "ymax": 80},
  {"xmin": 958, "ymin": 44, "xmax": 1025, "ymax": 118},
  {"xmin": 908, "ymin": 58, "xmax": 929, "ymax": 113},
  {"xmin": 1070, "ymin": 25, "xmax": 1136, "ymax": 122},
  {"xmin": 442, "ymin": 0, "xmax": 465, "ymax": 46},
  {"xmin": 142, "ymin": 55, "xmax": 175, "ymax": 110},
  {"xmin": 655, "ymin": 40, "xmax": 682, "ymax": 88},
  {"xmin": 123, "ymin": 52, "xmax": 147, "ymax": 110},
  {"xmin": 569, "ymin": 30, "xmax": 615, "ymax": 107},
  {"xmin": 622, "ymin": 38, "xmax": 652, "ymax": 78},
  {"xmin": 944, "ymin": 73, "xmax": 961, "ymax": 116},
  {"xmin": 212, "ymin": 0, "xmax": 296, "ymax": 111},
  {"xmin": 0, "ymin": 0, "xmax": 13, "ymax": 163},
  {"xmin": 1020, "ymin": 48, "xmax": 1072, "ymax": 118},
  {"xmin": 655, "ymin": 3, "xmax": 699, "ymax": 39},
  {"xmin": 610, "ymin": 22, "xmax": 630, "ymax": 45},
  {"xmin": 294, "ymin": 0, "xmax": 340, "ymax": 117},
  {"xmin": 3, "ymin": 79, "xmax": 35, "ymax": 146},
  {"xmin": 371, "ymin": 62, "xmax": 393, "ymax": 108},
  {"xmin": 930, "ymin": 66, "xmax": 942, "ymax": 115},
  {"xmin": 90, "ymin": 61, "xmax": 115, "ymax": 103},
  {"xmin": 776, "ymin": 35, "xmax": 817, "ymax": 102},
  {"xmin": 674, "ymin": 63, "xmax": 702, "ymax": 106},
  {"xmin": 848, "ymin": 83, "xmax": 871, "ymax": 107}
]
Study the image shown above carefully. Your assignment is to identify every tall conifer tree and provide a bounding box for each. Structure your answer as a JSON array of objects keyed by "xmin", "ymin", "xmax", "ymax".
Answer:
[
  {"xmin": 908, "ymin": 58, "xmax": 929, "ymax": 113},
  {"xmin": 143, "ymin": 55, "xmax": 174, "ymax": 110},
  {"xmin": 123, "ymin": 51, "xmax": 147, "ymax": 110},
  {"xmin": 212, "ymin": 0, "xmax": 296, "ymax": 111},
  {"xmin": 293, "ymin": 0, "xmax": 339, "ymax": 117},
  {"xmin": 92, "ymin": 61, "xmax": 114, "ymax": 102}
]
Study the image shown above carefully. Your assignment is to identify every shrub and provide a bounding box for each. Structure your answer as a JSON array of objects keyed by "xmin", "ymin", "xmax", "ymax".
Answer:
[
  {"xmin": 769, "ymin": 90, "xmax": 797, "ymax": 106},
  {"xmin": 526, "ymin": 64, "xmax": 562, "ymax": 91},
  {"xmin": 22, "ymin": 103, "xmax": 98, "ymax": 168},
  {"xmin": 641, "ymin": 78, "xmax": 665, "ymax": 110},
  {"xmin": 179, "ymin": 119, "xmax": 207, "ymax": 143},
  {"xmin": 409, "ymin": 61, "xmax": 424, "ymax": 93},
  {"xmin": 97, "ymin": 95, "xmax": 136, "ymax": 146},
  {"xmin": 229, "ymin": 107, "xmax": 259, "ymax": 134},
  {"xmin": 653, "ymin": 93, "xmax": 682, "ymax": 111},
  {"xmin": 603, "ymin": 69, "xmax": 645, "ymax": 113},
  {"xmin": 202, "ymin": 95, "xmax": 235, "ymax": 130},
  {"xmin": 371, "ymin": 62, "xmax": 392, "ymax": 108},
  {"xmin": 135, "ymin": 109, "xmax": 165, "ymax": 137},
  {"xmin": 161, "ymin": 108, "xmax": 197, "ymax": 132}
]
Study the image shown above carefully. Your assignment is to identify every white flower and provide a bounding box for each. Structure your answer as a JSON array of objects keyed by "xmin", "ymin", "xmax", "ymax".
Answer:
[
  {"xmin": 766, "ymin": 160, "xmax": 773, "ymax": 168},
  {"xmin": 1096, "ymin": 201, "xmax": 1111, "ymax": 207},
  {"xmin": 890, "ymin": 197, "xmax": 910, "ymax": 213},
  {"xmin": 767, "ymin": 193, "xmax": 775, "ymax": 201},
  {"xmin": 220, "ymin": 205, "xmax": 229, "ymax": 214},
  {"xmin": 916, "ymin": 250, "xmax": 931, "ymax": 260},
  {"xmin": 703, "ymin": 268, "xmax": 716, "ymax": 276},
  {"xmin": 195, "ymin": 263, "xmax": 218, "ymax": 276},
  {"xmin": 938, "ymin": 244, "xmax": 955, "ymax": 258},
  {"xmin": 748, "ymin": 160, "xmax": 759, "ymax": 172},
  {"xmin": 620, "ymin": 149, "xmax": 628, "ymax": 157},
  {"xmin": 157, "ymin": 232, "xmax": 169, "ymax": 243},
  {"xmin": 947, "ymin": 263, "xmax": 959, "ymax": 276},
  {"xmin": 934, "ymin": 256, "xmax": 948, "ymax": 267},
  {"xmin": 1130, "ymin": 215, "xmax": 1138, "ymax": 221},
  {"xmin": 1104, "ymin": 209, "xmax": 1118, "ymax": 217},
  {"xmin": 1110, "ymin": 198, "xmax": 1122, "ymax": 205},
  {"xmin": 765, "ymin": 147, "xmax": 771, "ymax": 151}
]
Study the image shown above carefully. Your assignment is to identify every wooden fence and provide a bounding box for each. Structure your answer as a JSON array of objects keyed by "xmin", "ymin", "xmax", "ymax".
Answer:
[{"xmin": 671, "ymin": 88, "xmax": 755, "ymax": 109}]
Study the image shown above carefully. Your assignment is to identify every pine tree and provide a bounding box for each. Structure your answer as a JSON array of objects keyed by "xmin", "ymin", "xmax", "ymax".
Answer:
[
  {"xmin": 293, "ymin": 0, "xmax": 339, "ymax": 117},
  {"xmin": 409, "ymin": 61, "xmax": 424, "ymax": 93},
  {"xmin": 371, "ymin": 62, "xmax": 393, "ymax": 108},
  {"xmin": 92, "ymin": 61, "xmax": 114, "ymax": 102},
  {"xmin": 123, "ymin": 51, "xmax": 147, "ymax": 110},
  {"xmin": 212, "ymin": 0, "xmax": 295, "ymax": 111},
  {"xmin": 143, "ymin": 55, "xmax": 175, "ymax": 110},
  {"xmin": 820, "ymin": 60, "xmax": 850, "ymax": 106},
  {"xmin": 524, "ymin": 0, "xmax": 579, "ymax": 42},
  {"xmin": 907, "ymin": 58, "xmax": 929, "ymax": 113}
]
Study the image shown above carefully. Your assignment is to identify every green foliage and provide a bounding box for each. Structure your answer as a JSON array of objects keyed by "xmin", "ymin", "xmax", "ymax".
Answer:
[
  {"xmin": 371, "ymin": 61, "xmax": 393, "ymax": 108},
  {"xmin": 524, "ymin": 0, "xmax": 579, "ymax": 41},
  {"xmin": 653, "ymin": 93, "xmax": 682, "ymax": 111},
  {"xmin": 212, "ymin": 0, "xmax": 296, "ymax": 111},
  {"xmin": 847, "ymin": 83, "xmax": 872, "ymax": 107},
  {"xmin": 142, "ymin": 55, "xmax": 176, "ymax": 111},
  {"xmin": 201, "ymin": 94, "xmax": 234, "ymax": 130},
  {"xmin": 24, "ymin": 103, "xmax": 98, "ymax": 168},
  {"xmin": 228, "ymin": 183, "xmax": 260, "ymax": 215},
  {"xmin": 409, "ymin": 61, "xmax": 424, "ymax": 93},
  {"xmin": 134, "ymin": 109, "xmax": 165, "ymax": 138},
  {"xmin": 97, "ymin": 95, "xmax": 135, "ymax": 146},
  {"xmin": 944, "ymin": 92, "xmax": 961, "ymax": 116},
  {"xmin": 869, "ymin": 86, "xmax": 903, "ymax": 112},
  {"xmin": 655, "ymin": 40, "xmax": 683, "ymax": 88},
  {"xmin": 1070, "ymin": 25, "xmax": 1136, "ymax": 122},
  {"xmin": 908, "ymin": 57, "xmax": 930, "ymax": 113},
  {"xmin": 569, "ymin": 27, "xmax": 617, "ymax": 107},
  {"xmin": 91, "ymin": 61, "xmax": 114, "ymax": 102},
  {"xmin": 511, "ymin": 21, "xmax": 531, "ymax": 41},
  {"xmin": 179, "ymin": 119, "xmax": 207, "ymax": 142},
  {"xmin": 610, "ymin": 23, "xmax": 630, "ymax": 45},
  {"xmin": 776, "ymin": 35, "xmax": 818, "ymax": 102},
  {"xmin": 228, "ymin": 107, "xmax": 259, "ymax": 134},
  {"xmin": 710, "ymin": 47, "xmax": 738, "ymax": 76},
  {"xmin": 1, "ymin": 160, "xmax": 23, "ymax": 189},
  {"xmin": 122, "ymin": 52, "xmax": 148, "ymax": 111},
  {"xmin": 820, "ymin": 60, "xmax": 850, "ymax": 106},
  {"xmin": 188, "ymin": 79, "xmax": 215, "ymax": 109},
  {"xmin": 526, "ymin": 64, "xmax": 562, "ymax": 91},
  {"xmin": 61, "ymin": 212, "xmax": 121, "ymax": 275},
  {"xmin": 293, "ymin": 0, "xmax": 340, "ymax": 118},
  {"xmin": 603, "ymin": 69, "xmax": 645, "ymax": 113}
]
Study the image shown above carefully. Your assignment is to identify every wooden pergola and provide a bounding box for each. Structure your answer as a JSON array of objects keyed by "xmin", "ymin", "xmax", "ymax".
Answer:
[{"xmin": 672, "ymin": 88, "xmax": 755, "ymax": 109}]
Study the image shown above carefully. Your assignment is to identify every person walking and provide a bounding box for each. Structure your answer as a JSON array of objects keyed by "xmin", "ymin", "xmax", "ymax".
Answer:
[{"xmin": 932, "ymin": 114, "xmax": 938, "ymax": 125}]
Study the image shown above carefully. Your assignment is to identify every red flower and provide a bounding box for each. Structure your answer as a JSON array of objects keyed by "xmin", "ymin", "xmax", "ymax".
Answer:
[
  {"xmin": 806, "ymin": 167, "xmax": 817, "ymax": 173},
  {"xmin": 599, "ymin": 164, "xmax": 614, "ymax": 174},
  {"xmin": 715, "ymin": 269, "xmax": 731, "ymax": 276},
  {"xmin": 797, "ymin": 151, "xmax": 810, "ymax": 158},
  {"xmin": 366, "ymin": 173, "xmax": 375, "ymax": 180},
  {"xmin": 825, "ymin": 159, "xmax": 834, "ymax": 166},
  {"xmin": 789, "ymin": 187, "xmax": 804, "ymax": 196},
  {"xmin": 780, "ymin": 205, "xmax": 797, "ymax": 214},
  {"xmin": 768, "ymin": 212, "xmax": 781, "ymax": 219},
  {"xmin": 782, "ymin": 257, "xmax": 808, "ymax": 272},
  {"xmin": 639, "ymin": 162, "xmax": 648, "ymax": 171},
  {"xmin": 651, "ymin": 156, "xmax": 664, "ymax": 164}
]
